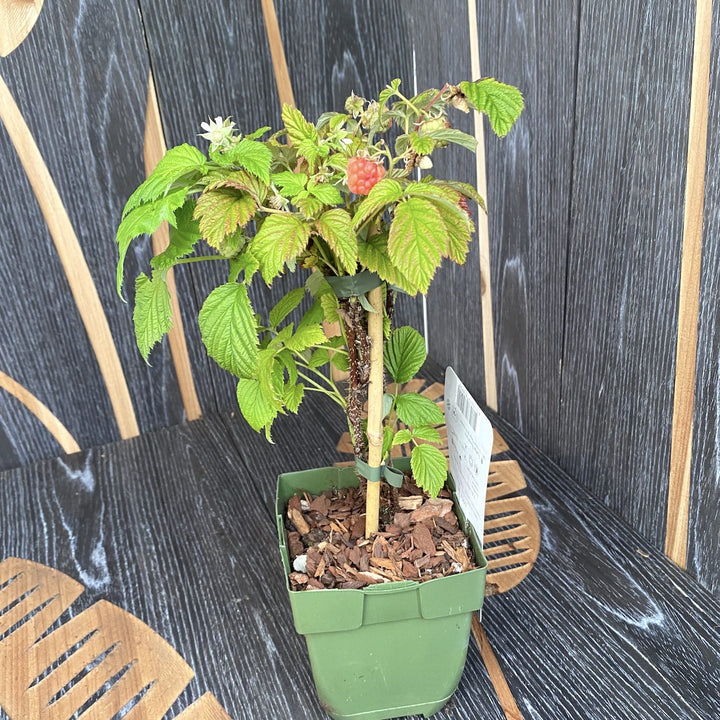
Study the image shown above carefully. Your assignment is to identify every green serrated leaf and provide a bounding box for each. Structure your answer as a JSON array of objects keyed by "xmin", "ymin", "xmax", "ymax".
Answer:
[
  {"xmin": 245, "ymin": 126, "xmax": 272, "ymax": 141},
  {"xmin": 229, "ymin": 250, "xmax": 260, "ymax": 283},
  {"xmin": 395, "ymin": 393, "xmax": 444, "ymax": 427},
  {"xmin": 308, "ymin": 348, "xmax": 330, "ymax": 368},
  {"xmin": 116, "ymin": 188, "xmax": 187, "ymax": 296},
  {"xmin": 423, "ymin": 128, "xmax": 478, "ymax": 152},
  {"xmin": 272, "ymin": 171, "xmax": 308, "ymax": 196},
  {"xmin": 308, "ymin": 181, "xmax": 343, "ymax": 206},
  {"xmin": 284, "ymin": 382, "xmax": 305, "ymax": 413},
  {"xmin": 123, "ymin": 144, "xmax": 207, "ymax": 217},
  {"xmin": 199, "ymin": 282, "xmax": 258, "ymax": 378},
  {"xmin": 442, "ymin": 202, "xmax": 474, "ymax": 264},
  {"xmin": 133, "ymin": 272, "xmax": 172, "ymax": 361},
  {"xmin": 330, "ymin": 352, "xmax": 349, "ymax": 372},
  {"xmin": 298, "ymin": 298, "xmax": 325, "ymax": 330},
  {"xmin": 411, "ymin": 444, "xmax": 447, "ymax": 497},
  {"xmin": 203, "ymin": 169, "xmax": 268, "ymax": 205},
  {"xmin": 392, "ymin": 429, "xmax": 413, "ymax": 446},
  {"xmin": 432, "ymin": 180, "xmax": 486, "ymax": 212},
  {"xmin": 224, "ymin": 139, "xmax": 272, "ymax": 182},
  {"xmin": 282, "ymin": 104, "xmax": 317, "ymax": 146},
  {"xmin": 257, "ymin": 347, "xmax": 285, "ymax": 404},
  {"xmin": 384, "ymin": 326, "xmax": 426, "ymax": 383},
  {"xmin": 357, "ymin": 233, "xmax": 413, "ymax": 291},
  {"xmin": 269, "ymin": 287, "xmax": 306, "ymax": 328},
  {"xmin": 151, "ymin": 199, "xmax": 202, "ymax": 271},
  {"xmin": 294, "ymin": 194, "xmax": 324, "ymax": 219},
  {"xmin": 459, "ymin": 79, "xmax": 524, "ymax": 137},
  {"xmin": 382, "ymin": 425, "xmax": 395, "ymax": 458},
  {"xmin": 352, "ymin": 179, "xmax": 404, "ymax": 230},
  {"xmin": 412, "ymin": 425, "xmax": 442, "ymax": 444},
  {"xmin": 315, "ymin": 208, "xmax": 358, "ymax": 275},
  {"xmin": 409, "ymin": 132, "xmax": 436, "ymax": 155},
  {"xmin": 278, "ymin": 349, "xmax": 298, "ymax": 384},
  {"xmin": 319, "ymin": 291, "xmax": 340, "ymax": 323},
  {"xmin": 252, "ymin": 214, "xmax": 311, "ymax": 284},
  {"xmin": 382, "ymin": 393, "xmax": 394, "ymax": 419},
  {"xmin": 388, "ymin": 197, "xmax": 447, "ymax": 294},
  {"xmin": 237, "ymin": 377, "xmax": 277, "ymax": 432},
  {"xmin": 194, "ymin": 188, "xmax": 256, "ymax": 249},
  {"xmin": 378, "ymin": 78, "xmax": 402, "ymax": 108},
  {"xmin": 285, "ymin": 323, "xmax": 327, "ymax": 353}
]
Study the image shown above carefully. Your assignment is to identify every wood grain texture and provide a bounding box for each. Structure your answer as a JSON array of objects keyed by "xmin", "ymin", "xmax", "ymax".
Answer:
[
  {"xmin": 0, "ymin": 73, "xmax": 139, "ymax": 440},
  {"xmin": 0, "ymin": 0, "xmax": 43, "ymax": 57},
  {"xmin": 476, "ymin": 0, "xmax": 577, "ymax": 452},
  {"xmin": 408, "ymin": 0, "xmax": 486, "ymax": 403},
  {"xmin": 688, "ymin": 0, "xmax": 720, "ymax": 598},
  {"xmin": 558, "ymin": 2, "xmax": 695, "ymax": 549},
  {"xmin": 0, "ymin": 0, "xmax": 185, "ymax": 470},
  {"xmin": 468, "ymin": 0, "xmax": 497, "ymax": 411},
  {"xmin": 665, "ymin": 0, "xmax": 713, "ymax": 568},
  {"xmin": 482, "ymin": 410, "xmax": 720, "ymax": 720},
  {"xmin": 0, "ymin": 371, "xmax": 80, "ymax": 454},
  {"xmin": 273, "ymin": 0, "xmax": 424, "ymax": 333}
]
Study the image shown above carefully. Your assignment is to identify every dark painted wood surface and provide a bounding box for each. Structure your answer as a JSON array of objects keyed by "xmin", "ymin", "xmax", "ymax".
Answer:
[
  {"xmin": 407, "ymin": 0, "xmax": 487, "ymax": 405},
  {"xmin": 689, "ymin": 2, "xmax": 720, "ymax": 598},
  {"xmin": 1, "ymin": 380, "xmax": 718, "ymax": 719},
  {"xmin": 0, "ymin": 0, "xmax": 184, "ymax": 469},
  {"xmin": 478, "ymin": 0, "xmax": 577, "ymax": 450},
  {"xmin": 557, "ymin": 3, "xmax": 695, "ymax": 549}
]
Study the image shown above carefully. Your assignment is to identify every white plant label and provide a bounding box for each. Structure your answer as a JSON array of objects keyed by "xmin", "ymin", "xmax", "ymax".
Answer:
[{"xmin": 444, "ymin": 367, "xmax": 493, "ymax": 541}]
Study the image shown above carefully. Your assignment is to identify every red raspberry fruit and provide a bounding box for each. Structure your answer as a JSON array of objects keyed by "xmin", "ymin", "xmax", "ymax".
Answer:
[{"xmin": 347, "ymin": 156, "xmax": 385, "ymax": 195}]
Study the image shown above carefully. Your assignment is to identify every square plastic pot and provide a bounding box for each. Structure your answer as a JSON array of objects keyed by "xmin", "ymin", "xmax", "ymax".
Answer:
[{"xmin": 276, "ymin": 459, "xmax": 487, "ymax": 720}]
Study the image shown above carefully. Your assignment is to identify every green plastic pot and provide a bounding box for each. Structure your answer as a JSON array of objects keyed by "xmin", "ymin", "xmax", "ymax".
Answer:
[{"xmin": 276, "ymin": 459, "xmax": 487, "ymax": 720}]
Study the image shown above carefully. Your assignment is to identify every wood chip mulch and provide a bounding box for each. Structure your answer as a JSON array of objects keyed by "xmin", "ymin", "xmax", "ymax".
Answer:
[{"xmin": 286, "ymin": 474, "xmax": 478, "ymax": 591}]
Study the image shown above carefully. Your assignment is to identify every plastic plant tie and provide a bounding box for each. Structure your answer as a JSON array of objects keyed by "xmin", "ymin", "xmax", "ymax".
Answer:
[
  {"xmin": 325, "ymin": 270, "xmax": 382, "ymax": 298},
  {"xmin": 355, "ymin": 457, "xmax": 405, "ymax": 487}
]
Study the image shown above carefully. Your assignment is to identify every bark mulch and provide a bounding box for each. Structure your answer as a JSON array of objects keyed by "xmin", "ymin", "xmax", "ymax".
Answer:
[{"xmin": 286, "ymin": 473, "xmax": 478, "ymax": 591}]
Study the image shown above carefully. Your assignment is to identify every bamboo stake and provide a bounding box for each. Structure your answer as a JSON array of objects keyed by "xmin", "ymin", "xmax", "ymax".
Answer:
[{"xmin": 365, "ymin": 285, "xmax": 385, "ymax": 537}]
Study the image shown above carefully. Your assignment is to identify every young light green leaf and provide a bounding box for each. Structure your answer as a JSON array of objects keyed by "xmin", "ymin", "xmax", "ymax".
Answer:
[
  {"xmin": 382, "ymin": 425, "xmax": 395, "ymax": 458},
  {"xmin": 272, "ymin": 170, "xmax": 307, "ymax": 196},
  {"xmin": 411, "ymin": 444, "xmax": 447, "ymax": 497},
  {"xmin": 224, "ymin": 139, "xmax": 272, "ymax": 182},
  {"xmin": 295, "ymin": 195, "xmax": 324, "ymax": 220},
  {"xmin": 384, "ymin": 326, "xmax": 426, "ymax": 383},
  {"xmin": 442, "ymin": 202, "xmax": 474, "ymax": 264},
  {"xmin": 123, "ymin": 144, "xmax": 207, "ymax": 217},
  {"xmin": 257, "ymin": 348, "xmax": 285, "ymax": 404},
  {"xmin": 199, "ymin": 282, "xmax": 258, "ymax": 378},
  {"xmin": 409, "ymin": 132, "xmax": 435, "ymax": 155},
  {"xmin": 285, "ymin": 323, "xmax": 327, "ymax": 353},
  {"xmin": 269, "ymin": 287, "xmax": 306, "ymax": 328},
  {"xmin": 352, "ymin": 179, "xmax": 404, "ymax": 230},
  {"xmin": 278, "ymin": 349, "xmax": 298, "ymax": 384},
  {"xmin": 194, "ymin": 188, "xmax": 256, "ymax": 249},
  {"xmin": 395, "ymin": 393, "xmax": 444, "ymax": 427},
  {"xmin": 116, "ymin": 188, "xmax": 187, "ymax": 296},
  {"xmin": 251, "ymin": 214, "xmax": 311, "ymax": 284},
  {"xmin": 459, "ymin": 79, "xmax": 524, "ymax": 137},
  {"xmin": 378, "ymin": 78, "xmax": 402, "ymax": 109},
  {"xmin": 151, "ymin": 200, "xmax": 202, "ymax": 271},
  {"xmin": 319, "ymin": 292, "xmax": 340, "ymax": 324},
  {"xmin": 229, "ymin": 250, "xmax": 260, "ymax": 283},
  {"xmin": 357, "ymin": 233, "xmax": 413, "ymax": 291},
  {"xmin": 422, "ymin": 128, "xmax": 477, "ymax": 152},
  {"xmin": 236, "ymin": 377, "xmax": 277, "ymax": 432},
  {"xmin": 411, "ymin": 425, "xmax": 442, "ymax": 444},
  {"xmin": 244, "ymin": 126, "xmax": 272, "ymax": 141},
  {"xmin": 308, "ymin": 348, "xmax": 330, "ymax": 368},
  {"xmin": 308, "ymin": 181, "xmax": 343, "ymax": 206},
  {"xmin": 204, "ymin": 169, "xmax": 268, "ymax": 204},
  {"xmin": 133, "ymin": 272, "xmax": 172, "ymax": 361},
  {"xmin": 282, "ymin": 104, "xmax": 317, "ymax": 146},
  {"xmin": 392, "ymin": 429, "xmax": 413, "ymax": 446},
  {"xmin": 284, "ymin": 382, "xmax": 305, "ymax": 413},
  {"xmin": 298, "ymin": 298, "xmax": 326, "ymax": 329},
  {"xmin": 432, "ymin": 180, "xmax": 486, "ymax": 212},
  {"xmin": 315, "ymin": 208, "xmax": 358, "ymax": 275},
  {"xmin": 388, "ymin": 197, "xmax": 447, "ymax": 294}
]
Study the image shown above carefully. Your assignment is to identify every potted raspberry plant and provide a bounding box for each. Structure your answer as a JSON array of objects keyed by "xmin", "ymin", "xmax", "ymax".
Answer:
[{"xmin": 116, "ymin": 77, "xmax": 522, "ymax": 719}]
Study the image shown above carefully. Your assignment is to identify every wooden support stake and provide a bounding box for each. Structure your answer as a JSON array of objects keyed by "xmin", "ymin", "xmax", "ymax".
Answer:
[{"xmin": 365, "ymin": 286, "xmax": 385, "ymax": 537}]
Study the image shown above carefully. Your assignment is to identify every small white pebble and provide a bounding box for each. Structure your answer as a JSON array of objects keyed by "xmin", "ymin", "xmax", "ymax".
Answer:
[
  {"xmin": 451, "ymin": 562, "xmax": 463, "ymax": 574},
  {"xmin": 293, "ymin": 555, "xmax": 308, "ymax": 573},
  {"xmin": 300, "ymin": 499, "xmax": 310, "ymax": 511}
]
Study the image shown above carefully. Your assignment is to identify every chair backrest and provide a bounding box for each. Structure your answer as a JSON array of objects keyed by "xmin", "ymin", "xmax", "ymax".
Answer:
[{"xmin": 0, "ymin": 557, "xmax": 229, "ymax": 720}]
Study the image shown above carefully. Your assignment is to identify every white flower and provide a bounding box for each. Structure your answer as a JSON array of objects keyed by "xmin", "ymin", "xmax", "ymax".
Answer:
[{"xmin": 199, "ymin": 116, "xmax": 237, "ymax": 151}]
